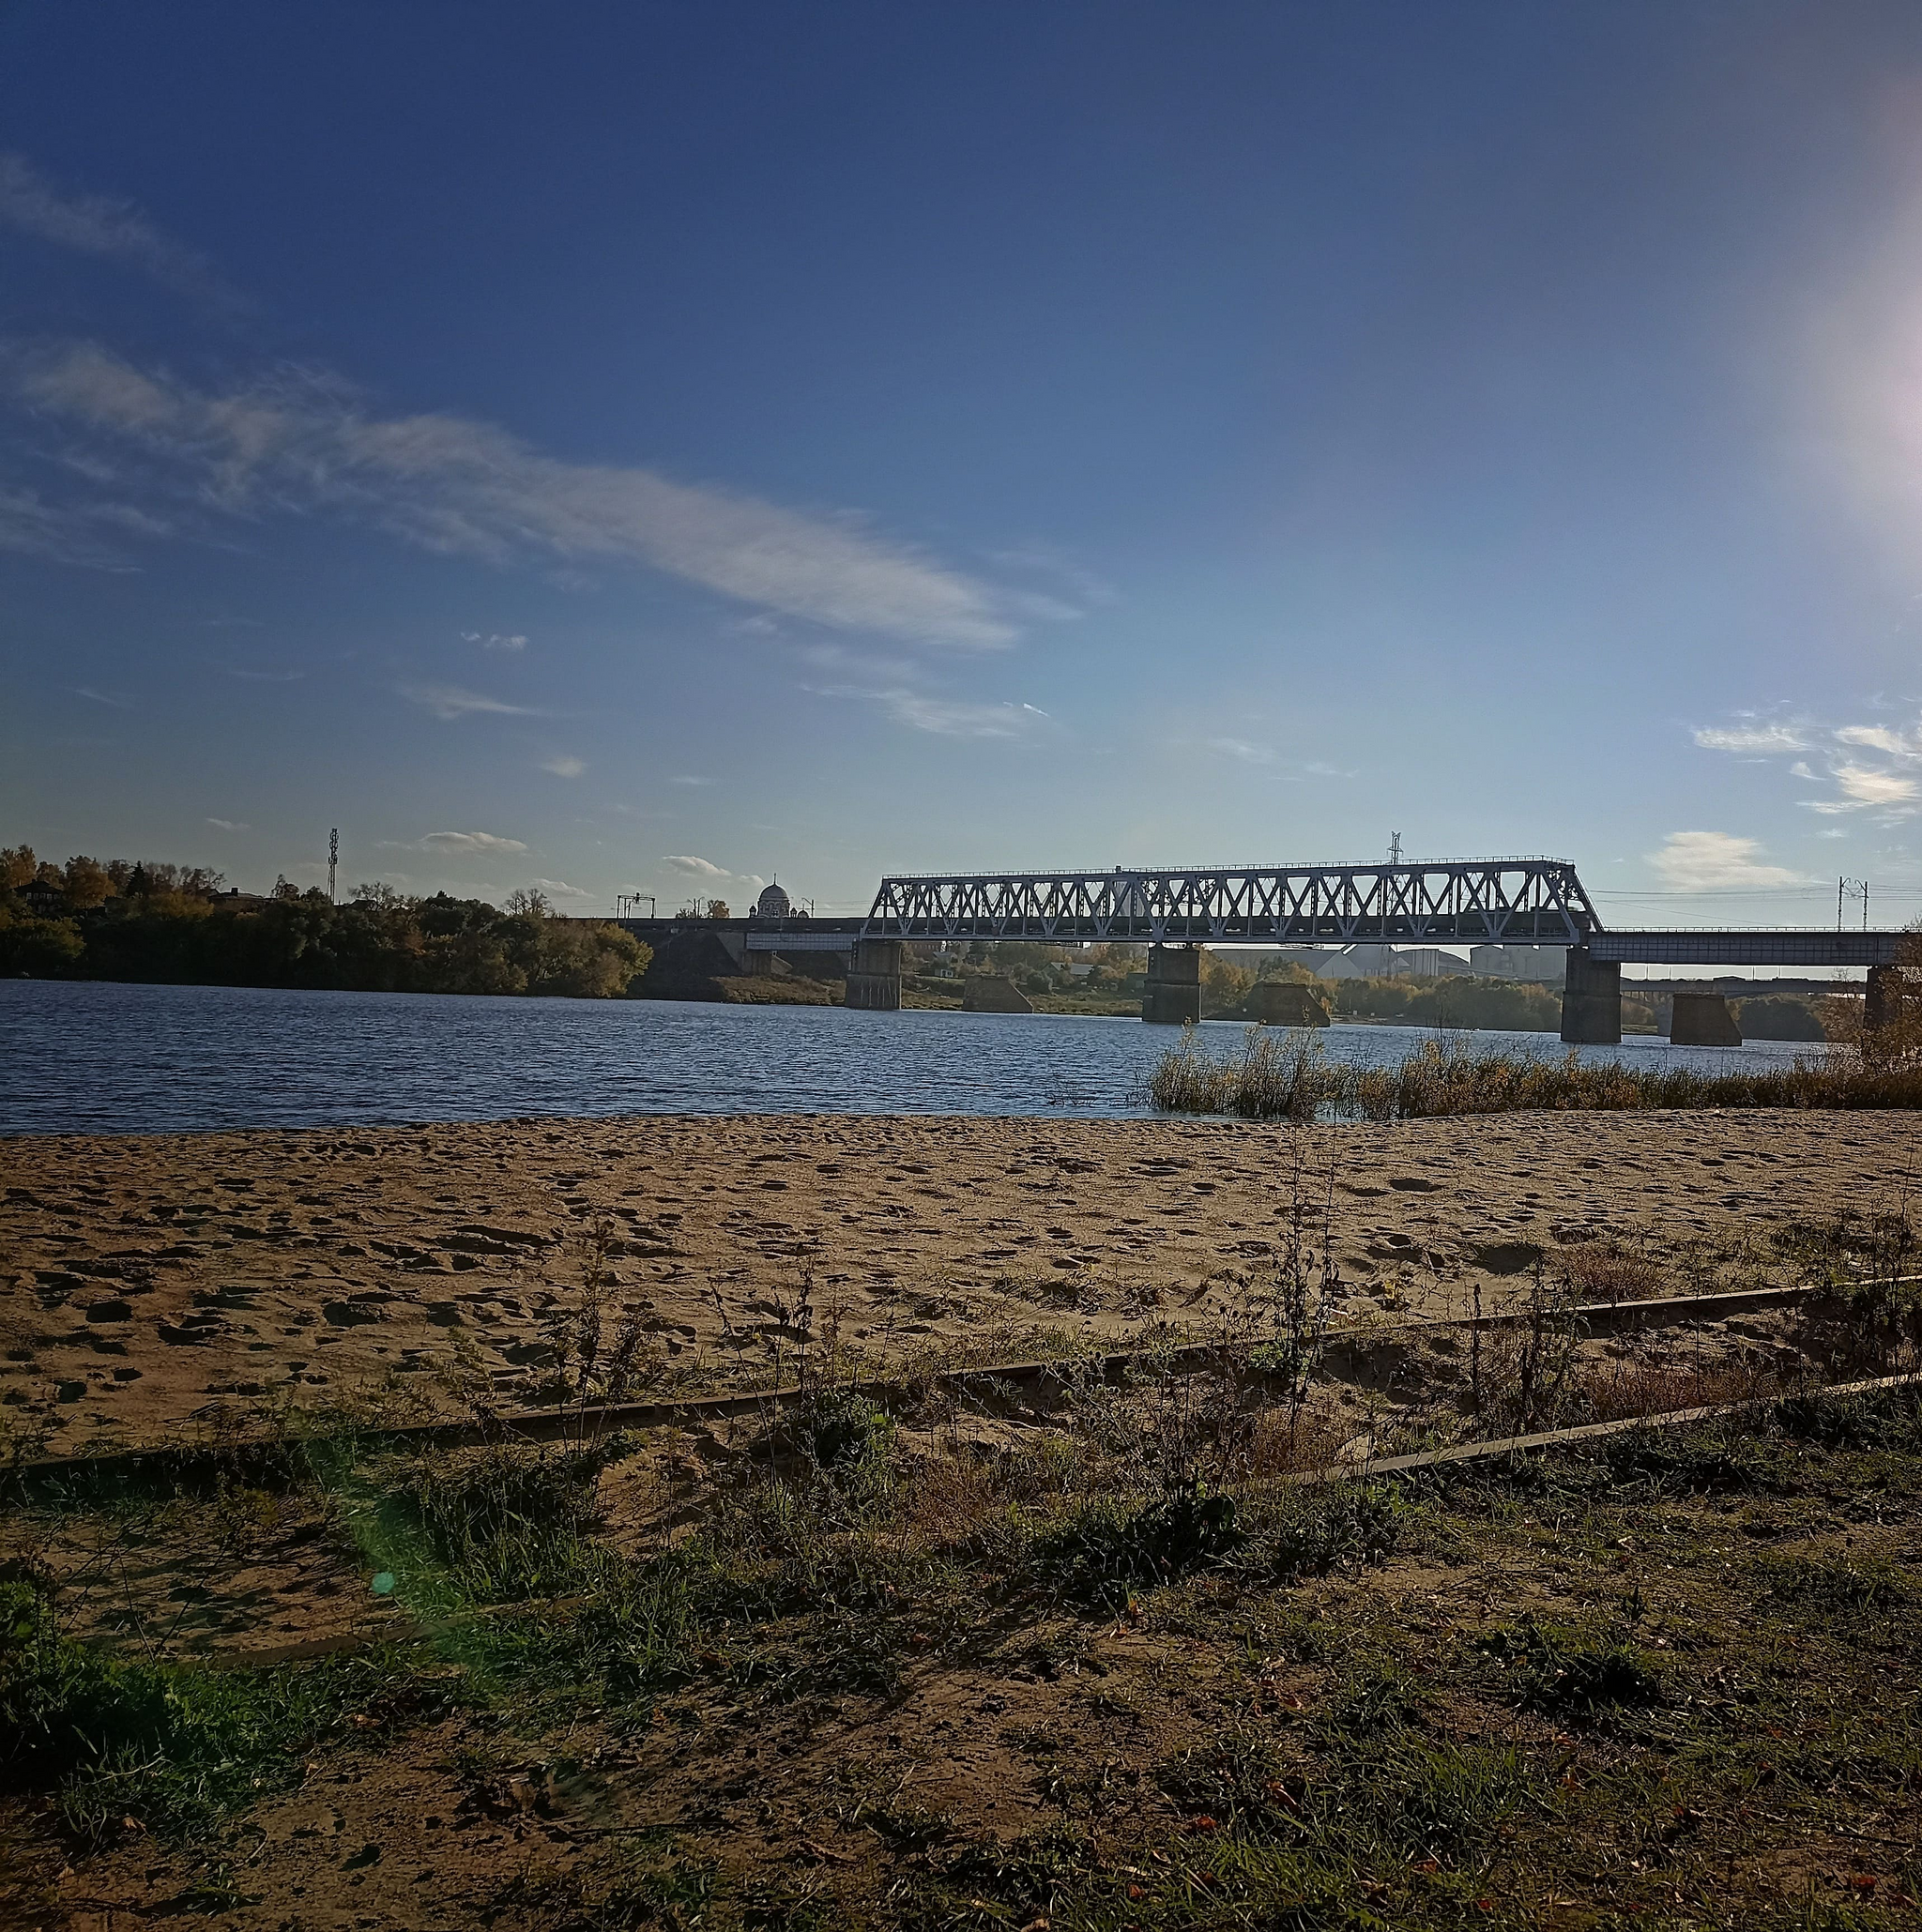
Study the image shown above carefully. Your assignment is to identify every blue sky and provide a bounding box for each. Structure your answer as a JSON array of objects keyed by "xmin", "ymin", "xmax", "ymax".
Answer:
[{"xmin": 7, "ymin": 3, "xmax": 1922, "ymax": 950}]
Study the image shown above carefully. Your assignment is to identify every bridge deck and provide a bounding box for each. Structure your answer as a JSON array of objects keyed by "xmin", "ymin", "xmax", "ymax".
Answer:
[{"xmin": 1586, "ymin": 930, "xmax": 1901, "ymax": 968}]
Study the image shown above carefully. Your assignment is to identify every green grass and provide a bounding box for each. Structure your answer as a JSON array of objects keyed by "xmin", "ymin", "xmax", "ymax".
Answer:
[{"xmin": 0, "ymin": 1570, "xmax": 457, "ymax": 1843}]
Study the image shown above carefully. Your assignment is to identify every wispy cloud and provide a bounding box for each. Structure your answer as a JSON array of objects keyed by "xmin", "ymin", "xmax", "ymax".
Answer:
[
  {"xmin": 668, "ymin": 774, "xmax": 712, "ymax": 787},
  {"xmin": 529, "ymin": 876, "xmax": 590, "ymax": 898},
  {"xmin": 0, "ymin": 153, "xmax": 236, "ymax": 310},
  {"xmin": 662, "ymin": 854, "xmax": 731, "ymax": 879},
  {"xmin": 878, "ymin": 692, "xmax": 1047, "ymax": 738},
  {"xmin": 223, "ymin": 665, "xmax": 304, "ymax": 682},
  {"xmin": 1207, "ymin": 737, "xmax": 1277, "ymax": 765},
  {"xmin": 540, "ymin": 754, "xmax": 586, "ymax": 778},
  {"xmin": 377, "ymin": 829, "xmax": 529, "ymax": 856},
  {"xmin": 205, "ymin": 817, "xmax": 249, "ymax": 831},
  {"xmin": 8, "ymin": 342, "xmax": 1017, "ymax": 647},
  {"xmin": 399, "ymin": 683, "xmax": 537, "ymax": 721},
  {"xmin": 1692, "ymin": 721, "xmax": 1808, "ymax": 753},
  {"xmin": 462, "ymin": 631, "xmax": 527, "ymax": 652},
  {"xmin": 1647, "ymin": 830, "xmax": 1808, "ymax": 891},
  {"xmin": 69, "ymin": 685, "xmax": 131, "ymax": 708},
  {"xmin": 808, "ymin": 678, "xmax": 1049, "ymax": 738},
  {"xmin": 1695, "ymin": 707, "xmax": 1922, "ymax": 820},
  {"xmin": 1824, "ymin": 763, "xmax": 1918, "ymax": 811},
  {"xmin": 1199, "ymin": 736, "xmax": 1353, "ymax": 780},
  {"xmin": 1700, "ymin": 703, "xmax": 1922, "ymax": 814},
  {"xmin": 0, "ymin": 484, "xmax": 154, "ymax": 568},
  {"xmin": 987, "ymin": 541, "xmax": 1118, "ymax": 611}
]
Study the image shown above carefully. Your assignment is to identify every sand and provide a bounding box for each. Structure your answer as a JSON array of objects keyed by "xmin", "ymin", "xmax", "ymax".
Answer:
[{"xmin": 4, "ymin": 1107, "xmax": 1916, "ymax": 1456}]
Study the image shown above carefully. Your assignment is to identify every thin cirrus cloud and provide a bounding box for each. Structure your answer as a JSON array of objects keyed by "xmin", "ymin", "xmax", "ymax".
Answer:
[
  {"xmin": 205, "ymin": 817, "xmax": 248, "ymax": 831},
  {"xmin": 399, "ymin": 683, "xmax": 538, "ymax": 721},
  {"xmin": 1201, "ymin": 737, "xmax": 1351, "ymax": 779},
  {"xmin": 0, "ymin": 485, "xmax": 157, "ymax": 568},
  {"xmin": 462, "ymin": 631, "xmax": 527, "ymax": 652},
  {"xmin": 378, "ymin": 830, "xmax": 529, "ymax": 856},
  {"xmin": 540, "ymin": 754, "xmax": 586, "ymax": 778},
  {"xmin": 69, "ymin": 684, "xmax": 131, "ymax": 707},
  {"xmin": 880, "ymin": 692, "xmax": 1047, "ymax": 738},
  {"xmin": 6, "ymin": 340, "xmax": 1022, "ymax": 649},
  {"xmin": 1646, "ymin": 830, "xmax": 1808, "ymax": 892},
  {"xmin": 529, "ymin": 876, "xmax": 590, "ymax": 899},
  {"xmin": 0, "ymin": 152, "xmax": 238, "ymax": 311},
  {"xmin": 806, "ymin": 678, "xmax": 1049, "ymax": 738},
  {"xmin": 1694, "ymin": 710, "xmax": 1922, "ymax": 818}
]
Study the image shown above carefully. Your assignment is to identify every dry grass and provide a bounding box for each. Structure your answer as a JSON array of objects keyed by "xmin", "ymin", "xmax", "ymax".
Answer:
[
  {"xmin": 1569, "ymin": 1353, "xmax": 1785, "ymax": 1423},
  {"xmin": 1147, "ymin": 1026, "xmax": 1922, "ymax": 1120},
  {"xmin": 1557, "ymin": 1242, "xmax": 1669, "ymax": 1304}
]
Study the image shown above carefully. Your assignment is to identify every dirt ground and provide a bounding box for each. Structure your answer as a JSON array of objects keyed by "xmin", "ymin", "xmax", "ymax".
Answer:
[
  {"xmin": 5, "ymin": 1392, "xmax": 1919, "ymax": 1931},
  {"xmin": 4, "ymin": 1109, "xmax": 1918, "ymax": 1456}
]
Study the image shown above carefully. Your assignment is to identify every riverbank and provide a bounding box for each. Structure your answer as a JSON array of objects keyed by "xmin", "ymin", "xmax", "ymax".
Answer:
[{"xmin": 4, "ymin": 1108, "xmax": 1914, "ymax": 1457}]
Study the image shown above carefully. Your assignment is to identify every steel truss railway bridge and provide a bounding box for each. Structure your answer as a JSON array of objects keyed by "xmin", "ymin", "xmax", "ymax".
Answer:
[{"xmin": 612, "ymin": 857, "xmax": 1907, "ymax": 1044}]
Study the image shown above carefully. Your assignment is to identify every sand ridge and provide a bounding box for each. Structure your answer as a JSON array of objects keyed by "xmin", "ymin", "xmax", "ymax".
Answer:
[{"xmin": 3, "ymin": 1108, "xmax": 1915, "ymax": 1454}]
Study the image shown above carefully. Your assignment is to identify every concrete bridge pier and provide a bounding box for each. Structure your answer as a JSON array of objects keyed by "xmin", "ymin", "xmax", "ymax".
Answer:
[
  {"xmin": 1560, "ymin": 945, "xmax": 1621, "ymax": 1044},
  {"xmin": 1670, "ymin": 990, "xmax": 1742, "ymax": 1045},
  {"xmin": 1867, "ymin": 964, "xmax": 1909, "ymax": 1034},
  {"xmin": 1143, "ymin": 943, "xmax": 1201, "ymax": 1025},
  {"xmin": 845, "ymin": 937, "xmax": 903, "ymax": 1011}
]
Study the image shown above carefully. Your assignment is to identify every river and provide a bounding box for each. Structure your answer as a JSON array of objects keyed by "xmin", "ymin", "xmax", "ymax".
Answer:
[{"xmin": 0, "ymin": 978, "xmax": 1834, "ymax": 1135}]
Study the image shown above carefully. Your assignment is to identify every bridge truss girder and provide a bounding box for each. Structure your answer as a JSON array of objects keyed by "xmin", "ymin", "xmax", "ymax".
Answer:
[{"xmin": 863, "ymin": 860, "xmax": 1600, "ymax": 947}]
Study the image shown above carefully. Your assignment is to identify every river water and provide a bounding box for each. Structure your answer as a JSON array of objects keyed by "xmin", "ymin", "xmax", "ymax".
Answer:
[{"xmin": 0, "ymin": 978, "xmax": 1832, "ymax": 1135}]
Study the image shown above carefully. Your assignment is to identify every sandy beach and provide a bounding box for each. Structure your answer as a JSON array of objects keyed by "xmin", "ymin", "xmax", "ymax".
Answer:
[{"xmin": 4, "ymin": 1107, "xmax": 1914, "ymax": 1455}]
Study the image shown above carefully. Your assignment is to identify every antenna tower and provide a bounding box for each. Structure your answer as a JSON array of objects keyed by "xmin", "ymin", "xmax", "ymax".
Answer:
[{"xmin": 328, "ymin": 829, "xmax": 339, "ymax": 904}]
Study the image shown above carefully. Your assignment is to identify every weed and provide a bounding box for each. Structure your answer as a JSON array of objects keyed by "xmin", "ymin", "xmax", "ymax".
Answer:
[
  {"xmin": 1037, "ymin": 1483, "xmax": 1244, "ymax": 1604},
  {"xmin": 801, "ymin": 1390, "xmax": 895, "ymax": 1505},
  {"xmin": 1251, "ymin": 1481, "xmax": 1405, "ymax": 1581},
  {"xmin": 379, "ymin": 1439, "xmax": 620, "ymax": 1603},
  {"xmin": 1478, "ymin": 1619, "xmax": 1661, "ymax": 1716}
]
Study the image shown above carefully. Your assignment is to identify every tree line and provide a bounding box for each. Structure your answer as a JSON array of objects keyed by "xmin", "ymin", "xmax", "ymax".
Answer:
[{"xmin": 0, "ymin": 847, "xmax": 649, "ymax": 998}]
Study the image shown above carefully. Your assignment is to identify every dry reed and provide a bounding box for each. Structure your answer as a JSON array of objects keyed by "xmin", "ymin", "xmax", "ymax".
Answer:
[{"xmin": 1146, "ymin": 1027, "xmax": 1922, "ymax": 1122}]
